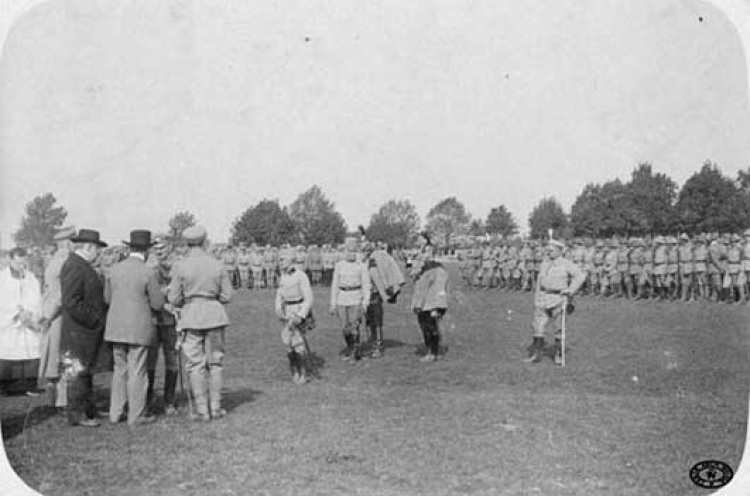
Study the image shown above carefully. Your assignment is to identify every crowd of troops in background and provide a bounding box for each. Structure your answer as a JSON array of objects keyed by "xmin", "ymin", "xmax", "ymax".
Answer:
[{"xmin": 456, "ymin": 230, "xmax": 750, "ymax": 304}]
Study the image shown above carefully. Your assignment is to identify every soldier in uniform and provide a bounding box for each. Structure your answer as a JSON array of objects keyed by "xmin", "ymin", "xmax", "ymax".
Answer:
[
  {"xmin": 330, "ymin": 238, "xmax": 371, "ymax": 362},
  {"xmin": 726, "ymin": 234, "xmax": 743, "ymax": 304},
  {"xmin": 168, "ymin": 226, "xmax": 233, "ymax": 421},
  {"xmin": 591, "ymin": 240, "xmax": 605, "ymax": 297},
  {"xmin": 145, "ymin": 235, "xmax": 180, "ymax": 415},
  {"xmin": 653, "ymin": 236, "xmax": 668, "ymax": 300},
  {"xmin": 604, "ymin": 238, "xmax": 620, "ymax": 298},
  {"xmin": 520, "ymin": 240, "xmax": 535, "ymax": 292},
  {"xmin": 628, "ymin": 238, "xmax": 645, "ymax": 299},
  {"xmin": 616, "ymin": 238, "xmax": 630, "ymax": 298},
  {"xmin": 307, "ymin": 244, "xmax": 323, "ymax": 286},
  {"xmin": 677, "ymin": 234, "xmax": 694, "ymax": 302},
  {"xmin": 641, "ymin": 237, "xmax": 654, "ymax": 300},
  {"xmin": 524, "ymin": 240, "xmax": 585, "ymax": 365},
  {"xmin": 322, "ymin": 245, "xmax": 335, "ymax": 287},
  {"xmin": 665, "ymin": 237, "xmax": 679, "ymax": 300},
  {"xmin": 275, "ymin": 248, "xmax": 314, "ymax": 384},
  {"xmin": 236, "ymin": 245, "xmax": 251, "ymax": 290},
  {"xmin": 693, "ymin": 235, "xmax": 708, "ymax": 300},
  {"xmin": 222, "ymin": 246, "xmax": 238, "ymax": 290},
  {"xmin": 707, "ymin": 233, "xmax": 726, "ymax": 302},
  {"xmin": 250, "ymin": 245, "xmax": 264, "ymax": 290}
]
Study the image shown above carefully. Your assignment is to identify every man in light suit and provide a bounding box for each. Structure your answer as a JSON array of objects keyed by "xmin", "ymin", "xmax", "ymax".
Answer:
[{"xmin": 104, "ymin": 230, "xmax": 164, "ymax": 426}]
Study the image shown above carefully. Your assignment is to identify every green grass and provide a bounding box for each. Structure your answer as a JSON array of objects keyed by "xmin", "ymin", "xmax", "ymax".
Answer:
[{"xmin": 2, "ymin": 264, "xmax": 747, "ymax": 495}]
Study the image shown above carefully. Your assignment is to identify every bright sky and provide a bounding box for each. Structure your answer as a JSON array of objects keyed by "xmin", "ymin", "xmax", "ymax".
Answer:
[{"xmin": 1, "ymin": 0, "xmax": 749, "ymax": 247}]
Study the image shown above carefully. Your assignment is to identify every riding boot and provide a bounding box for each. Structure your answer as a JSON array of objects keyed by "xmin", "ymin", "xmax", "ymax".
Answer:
[
  {"xmin": 146, "ymin": 368, "xmax": 156, "ymax": 406},
  {"xmin": 523, "ymin": 337, "xmax": 545, "ymax": 363},
  {"xmin": 288, "ymin": 351, "xmax": 298, "ymax": 376}
]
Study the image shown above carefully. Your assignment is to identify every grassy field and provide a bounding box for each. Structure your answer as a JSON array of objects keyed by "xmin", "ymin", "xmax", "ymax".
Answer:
[{"xmin": 2, "ymin": 264, "xmax": 748, "ymax": 496}]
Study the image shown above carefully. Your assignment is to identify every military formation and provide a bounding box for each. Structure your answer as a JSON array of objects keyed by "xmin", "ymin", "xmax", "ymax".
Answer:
[{"xmin": 456, "ymin": 230, "xmax": 750, "ymax": 304}]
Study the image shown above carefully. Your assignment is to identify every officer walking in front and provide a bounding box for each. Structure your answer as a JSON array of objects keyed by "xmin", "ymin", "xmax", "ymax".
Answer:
[{"xmin": 168, "ymin": 226, "xmax": 233, "ymax": 421}]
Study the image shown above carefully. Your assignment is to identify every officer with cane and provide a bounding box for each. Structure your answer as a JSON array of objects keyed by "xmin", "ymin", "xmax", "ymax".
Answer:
[{"xmin": 524, "ymin": 239, "xmax": 585, "ymax": 365}]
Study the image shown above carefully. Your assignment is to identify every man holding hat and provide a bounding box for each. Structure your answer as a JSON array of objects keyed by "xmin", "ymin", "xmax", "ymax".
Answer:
[
  {"xmin": 330, "ymin": 237, "xmax": 371, "ymax": 362},
  {"xmin": 60, "ymin": 229, "xmax": 108, "ymax": 427},
  {"xmin": 525, "ymin": 239, "xmax": 585, "ymax": 365},
  {"xmin": 168, "ymin": 226, "xmax": 233, "ymax": 421},
  {"xmin": 104, "ymin": 230, "xmax": 164, "ymax": 426},
  {"xmin": 38, "ymin": 225, "xmax": 76, "ymax": 411}
]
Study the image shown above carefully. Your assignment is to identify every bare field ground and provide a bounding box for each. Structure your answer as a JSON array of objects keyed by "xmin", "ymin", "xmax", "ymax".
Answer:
[{"xmin": 2, "ymin": 264, "xmax": 748, "ymax": 496}]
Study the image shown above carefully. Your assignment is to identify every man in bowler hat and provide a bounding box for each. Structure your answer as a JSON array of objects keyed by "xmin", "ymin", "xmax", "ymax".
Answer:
[{"xmin": 60, "ymin": 229, "xmax": 108, "ymax": 427}]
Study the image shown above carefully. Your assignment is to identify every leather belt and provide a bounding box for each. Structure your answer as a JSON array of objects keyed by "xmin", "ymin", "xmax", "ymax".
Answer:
[
  {"xmin": 185, "ymin": 295, "xmax": 218, "ymax": 304},
  {"xmin": 285, "ymin": 298, "xmax": 304, "ymax": 305},
  {"xmin": 542, "ymin": 288, "xmax": 563, "ymax": 294},
  {"xmin": 339, "ymin": 285, "xmax": 362, "ymax": 291}
]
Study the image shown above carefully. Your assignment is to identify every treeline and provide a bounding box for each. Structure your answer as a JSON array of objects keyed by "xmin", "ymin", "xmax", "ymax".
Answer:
[
  {"xmin": 530, "ymin": 161, "xmax": 750, "ymax": 239},
  {"xmin": 13, "ymin": 160, "xmax": 750, "ymax": 249}
]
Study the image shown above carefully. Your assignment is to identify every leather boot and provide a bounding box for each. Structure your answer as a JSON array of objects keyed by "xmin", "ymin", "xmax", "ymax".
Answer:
[
  {"xmin": 523, "ymin": 337, "xmax": 545, "ymax": 363},
  {"xmin": 188, "ymin": 370, "xmax": 209, "ymax": 419},
  {"xmin": 146, "ymin": 369, "xmax": 156, "ymax": 406},
  {"xmin": 208, "ymin": 366, "xmax": 223, "ymax": 418}
]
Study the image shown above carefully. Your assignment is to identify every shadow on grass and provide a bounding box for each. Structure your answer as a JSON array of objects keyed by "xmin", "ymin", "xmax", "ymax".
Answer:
[
  {"xmin": 1, "ymin": 405, "xmax": 58, "ymax": 441},
  {"xmin": 222, "ymin": 387, "xmax": 263, "ymax": 413}
]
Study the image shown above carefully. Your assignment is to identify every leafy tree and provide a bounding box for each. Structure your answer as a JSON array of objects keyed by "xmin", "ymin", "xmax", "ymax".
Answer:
[
  {"xmin": 425, "ymin": 197, "xmax": 470, "ymax": 247},
  {"xmin": 467, "ymin": 218, "xmax": 486, "ymax": 237},
  {"xmin": 14, "ymin": 193, "xmax": 68, "ymax": 248},
  {"xmin": 570, "ymin": 183, "xmax": 607, "ymax": 237},
  {"xmin": 485, "ymin": 205, "xmax": 518, "ymax": 237},
  {"xmin": 626, "ymin": 163, "xmax": 678, "ymax": 235},
  {"xmin": 733, "ymin": 167, "xmax": 750, "ymax": 230},
  {"xmin": 288, "ymin": 185, "xmax": 347, "ymax": 245},
  {"xmin": 366, "ymin": 199, "xmax": 420, "ymax": 248},
  {"xmin": 232, "ymin": 199, "xmax": 297, "ymax": 246},
  {"xmin": 675, "ymin": 161, "xmax": 742, "ymax": 233},
  {"xmin": 528, "ymin": 197, "xmax": 567, "ymax": 239},
  {"xmin": 168, "ymin": 211, "xmax": 197, "ymax": 242}
]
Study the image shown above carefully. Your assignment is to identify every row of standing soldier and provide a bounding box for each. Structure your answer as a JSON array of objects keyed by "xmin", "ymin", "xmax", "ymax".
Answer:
[{"xmin": 457, "ymin": 230, "xmax": 750, "ymax": 304}]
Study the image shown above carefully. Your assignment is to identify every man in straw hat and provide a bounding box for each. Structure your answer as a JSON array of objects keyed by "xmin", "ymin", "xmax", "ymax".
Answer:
[
  {"xmin": 60, "ymin": 229, "xmax": 108, "ymax": 427},
  {"xmin": 168, "ymin": 226, "xmax": 233, "ymax": 421},
  {"xmin": 104, "ymin": 230, "xmax": 164, "ymax": 427},
  {"xmin": 524, "ymin": 239, "xmax": 585, "ymax": 365}
]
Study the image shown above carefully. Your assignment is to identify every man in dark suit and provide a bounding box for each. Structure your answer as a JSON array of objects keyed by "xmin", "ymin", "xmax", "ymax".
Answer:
[
  {"xmin": 104, "ymin": 230, "xmax": 164, "ymax": 427},
  {"xmin": 60, "ymin": 229, "xmax": 108, "ymax": 428}
]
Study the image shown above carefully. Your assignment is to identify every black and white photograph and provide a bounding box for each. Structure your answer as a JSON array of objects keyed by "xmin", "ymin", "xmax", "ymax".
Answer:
[{"xmin": 1, "ymin": 1, "xmax": 750, "ymax": 495}]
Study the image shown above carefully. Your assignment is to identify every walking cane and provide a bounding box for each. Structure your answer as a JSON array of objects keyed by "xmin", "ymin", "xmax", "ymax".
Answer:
[{"xmin": 169, "ymin": 304, "xmax": 194, "ymax": 417}]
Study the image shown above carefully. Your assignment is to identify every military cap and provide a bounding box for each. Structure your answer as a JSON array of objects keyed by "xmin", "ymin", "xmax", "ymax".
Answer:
[
  {"xmin": 679, "ymin": 233, "xmax": 690, "ymax": 241},
  {"xmin": 609, "ymin": 238, "xmax": 619, "ymax": 247},
  {"xmin": 744, "ymin": 228, "xmax": 750, "ymax": 237},
  {"xmin": 694, "ymin": 235, "xmax": 706, "ymax": 244},
  {"xmin": 53, "ymin": 225, "xmax": 77, "ymax": 241},
  {"xmin": 183, "ymin": 226, "xmax": 207, "ymax": 245},
  {"xmin": 547, "ymin": 239, "xmax": 566, "ymax": 249},
  {"xmin": 731, "ymin": 233, "xmax": 742, "ymax": 242},
  {"xmin": 654, "ymin": 236, "xmax": 664, "ymax": 245},
  {"xmin": 595, "ymin": 240, "xmax": 604, "ymax": 248}
]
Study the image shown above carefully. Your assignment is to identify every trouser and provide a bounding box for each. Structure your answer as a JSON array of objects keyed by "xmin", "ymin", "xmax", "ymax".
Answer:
[
  {"xmin": 338, "ymin": 304, "xmax": 363, "ymax": 356},
  {"xmin": 417, "ymin": 309, "xmax": 445, "ymax": 356},
  {"xmin": 66, "ymin": 369, "xmax": 97, "ymax": 425},
  {"xmin": 265, "ymin": 268, "xmax": 277, "ymax": 288},
  {"xmin": 182, "ymin": 327, "xmax": 226, "ymax": 416},
  {"xmin": 146, "ymin": 324, "xmax": 179, "ymax": 407},
  {"xmin": 252, "ymin": 269, "xmax": 263, "ymax": 288},
  {"xmin": 238, "ymin": 267, "xmax": 250, "ymax": 288},
  {"xmin": 110, "ymin": 343, "xmax": 150, "ymax": 424}
]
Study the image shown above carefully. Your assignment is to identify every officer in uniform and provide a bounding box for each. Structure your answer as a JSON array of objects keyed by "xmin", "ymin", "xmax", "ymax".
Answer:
[
  {"xmin": 275, "ymin": 248, "xmax": 314, "ymax": 384},
  {"xmin": 524, "ymin": 240, "xmax": 585, "ymax": 365},
  {"xmin": 641, "ymin": 237, "xmax": 654, "ymax": 300},
  {"xmin": 330, "ymin": 238, "xmax": 371, "ymax": 362},
  {"xmin": 262, "ymin": 245, "xmax": 275, "ymax": 289},
  {"xmin": 653, "ymin": 236, "xmax": 668, "ymax": 300},
  {"xmin": 168, "ymin": 226, "xmax": 233, "ymax": 421},
  {"xmin": 707, "ymin": 233, "xmax": 726, "ymax": 302},
  {"xmin": 743, "ymin": 229, "xmax": 750, "ymax": 304},
  {"xmin": 627, "ymin": 238, "xmax": 644, "ymax": 299},
  {"xmin": 604, "ymin": 238, "xmax": 620, "ymax": 298},
  {"xmin": 617, "ymin": 238, "xmax": 631, "ymax": 298},
  {"xmin": 250, "ymin": 245, "xmax": 264, "ymax": 290}
]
